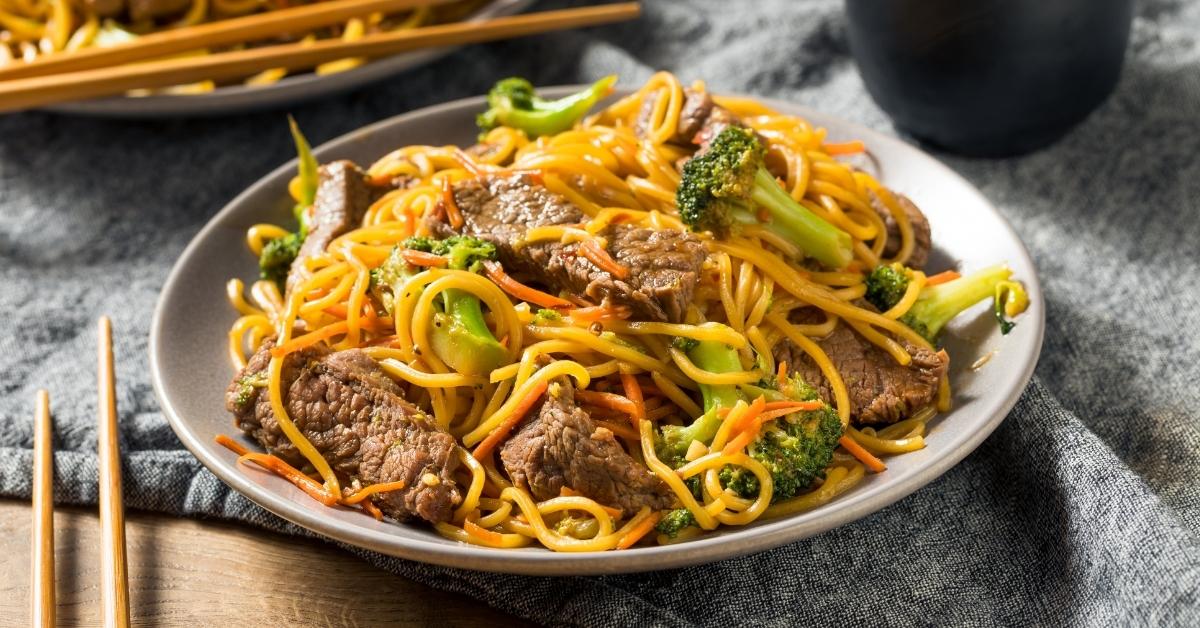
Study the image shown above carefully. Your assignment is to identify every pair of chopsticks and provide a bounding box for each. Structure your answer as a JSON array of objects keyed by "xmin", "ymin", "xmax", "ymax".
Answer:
[
  {"xmin": 0, "ymin": 0, "xmax": 640, "ymax": 113},
  {"xmin": 32, "ymin": 317, "xmax": 130, "ymax": 627}
]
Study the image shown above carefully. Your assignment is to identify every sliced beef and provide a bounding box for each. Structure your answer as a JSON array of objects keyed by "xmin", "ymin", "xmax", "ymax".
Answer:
[
  {"xmin": 773, "ymin": 310, "xmax": 947, "ymax": 425},
  {"xmin": 226, "ymin": 341, "xmax": 462, "ymax": 523},
  {"xmin": 428, "ymin": 174, "xmax": 707, "ymax": 323},
  {"xmin": 287, "ymin": 160, "xmax": 381, "ymax": 292},
  {"xmin": 500, "ymin": 375, "xmax": 674, "ymax": 515},
  {"xmin": 871, "ymin": 192, "xmax": 932, "ymax": 270}
]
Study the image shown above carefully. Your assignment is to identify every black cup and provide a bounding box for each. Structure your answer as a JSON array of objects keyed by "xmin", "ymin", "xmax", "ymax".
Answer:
[{"xmin": 845, "ymin": 0, "xmax": 1134, "ymax": 157}]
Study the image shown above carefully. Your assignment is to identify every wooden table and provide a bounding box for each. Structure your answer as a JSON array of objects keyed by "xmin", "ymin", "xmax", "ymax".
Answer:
[{"xmin": 0, "ymin": 499, "xmax": 529, "ymax": 627}]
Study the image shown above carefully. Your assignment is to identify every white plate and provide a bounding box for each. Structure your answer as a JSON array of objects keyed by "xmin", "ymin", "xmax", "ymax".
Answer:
[
  {"xmin": 44, "ymin": 0, "xmax": 532, "ymax": 118},
  {"xmin": 150, "ymin": 88, "xmax": 1045, "ymax": 575}
]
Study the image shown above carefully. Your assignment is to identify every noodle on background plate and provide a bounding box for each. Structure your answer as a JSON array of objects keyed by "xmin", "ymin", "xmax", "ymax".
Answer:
[
  {"xmin": 223, "ymin": 71, "xmax": 1017, "ymax": 551},
  {"xmin": 0, "ymin": 0, "xmax": 488, "ymax": 94}
]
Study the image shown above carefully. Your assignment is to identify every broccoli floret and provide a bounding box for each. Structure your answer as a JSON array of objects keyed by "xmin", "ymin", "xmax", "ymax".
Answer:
[
  {"xmin": 671, "ymin": 336, "xmax": 699, "ymax": 353},
  {"xmin": 864, "ymin": 263, "xmax": 911, "ymax": 312},
  {"xmin": 719, "ymin": 394, "xmax": 842, "ymax": 500},
  {"xmin": 259, "ymin": 231, "xmax": 302, "ymax": 287},
  {"xmin": 476, "ymin": 76, "xmax": 617, "ymax": 138},
  {"xmin": 655, "ymin": 508, "xmax": 697, "ymax": 539},
  {"xmin": 231, "ymin": 371, "xmax": 269, "ymax": 409},
  {"xmin": 677, "ymin": 126, "xmax": 853, "ymax": 269},
  {"xmin": 655, "ymin": 340, "xmax": 745, "ymax": 467},
  {"xmin": 373, "ymin": 236, "xmax": 507, "ymax": 376},
  {"xmin": 866, "ymin": 263, "xmax": 1029, "ymax": 342},
  {"xmin": 533, "ymin": 308, "xmax": 563, "ymax": 325}
]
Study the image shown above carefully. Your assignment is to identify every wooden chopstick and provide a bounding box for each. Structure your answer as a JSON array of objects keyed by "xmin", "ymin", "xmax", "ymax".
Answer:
[
  {"xmin": 97, "ymin": 317, "xmax": 130, "ymax": 628},
  {"xmin": 31, "ymin": 389, "xmax": 54, "ymax": 628},
  {"xmin": 0, "ymin": 3, "xmax": 640, "ymax": 113},
  {"xmin": 0, "ymin": 0, "xmax": 456, "ymax": 81}
]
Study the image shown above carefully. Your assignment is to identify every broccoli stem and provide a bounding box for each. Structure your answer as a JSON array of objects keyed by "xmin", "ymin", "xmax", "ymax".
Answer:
[
  {"xmin": 430, "ymin": 287, "xmax": 508, "ymax": 376},
  {"xmin": 657, "ymin": 341, "xmax": 745, "ymax": 464},
  {"xmin": 904, "ymin": 264, "xmax": 1014, "ymax": 341},
  {"xmin": 746, "ymin": 167, "xmax": 853, "ymax": 269},
  {"xmin": 478, "ymin": 76, "xmax": 616, "ymax": 138}
]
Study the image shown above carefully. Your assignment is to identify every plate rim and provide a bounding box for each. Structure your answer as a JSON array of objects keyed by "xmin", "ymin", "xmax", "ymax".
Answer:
[
  {"xmin": 42, "ymin": 0, "xmax": 533, "ymax": 118},
  {"xmin": 150, "ymin": 88, "xmax": 1045, "ymax": 575}
]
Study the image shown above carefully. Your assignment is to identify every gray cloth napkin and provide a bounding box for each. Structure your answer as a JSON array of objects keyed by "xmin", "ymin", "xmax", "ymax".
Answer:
[{"xmin": 2, "ymin": 0, "xmax": 1198, "ymax": 625}]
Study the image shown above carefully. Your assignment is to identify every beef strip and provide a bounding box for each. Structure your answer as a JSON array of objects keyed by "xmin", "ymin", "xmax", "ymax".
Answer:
[
  {"xmin": 500, "ymin": 375, "xmax": 674, "ymax": 515},
  {"xmin": 286, "ymin": 160, "xmax": 385, "ymax": 293},
  {"xmin": 871, "ymin": 192, "xmax": 932, "ymax": 270},
  {"xmin": 428, "ymin": 174, "xmax": 707, "ymax": 323},
  {"xmin": 226, "ymin": 341, "xmax": 462, "ymax": 523},
  {"xmin": 773, "ymin": 309, "xmax": 947, "ymax": 425}
]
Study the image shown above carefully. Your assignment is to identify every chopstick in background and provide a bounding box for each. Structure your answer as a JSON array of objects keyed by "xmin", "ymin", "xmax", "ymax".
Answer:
[
  {"xmin": 0, "ymin": 0, "xmax": 457, "ymax": 81},
  {"xmin": 0, "ymin": 3, "xmax": 641, "ymax": 113},
  {"xmin": 31, "ymin": 390, "xmax": 54, "ymax": 628},
  {"xmin": 97, "ymin": 317, "xmax": 130, "ymax": 628}
]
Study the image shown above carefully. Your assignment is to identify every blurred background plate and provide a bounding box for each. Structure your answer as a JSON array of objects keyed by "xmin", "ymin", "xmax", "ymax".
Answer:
[
  {"xmin": 42, "ymin": 0, "xmax": 532, "ymax": 118},
  {"xmin": 151, "ymin": 88, "xmax": 1044, "ymax": 574}
]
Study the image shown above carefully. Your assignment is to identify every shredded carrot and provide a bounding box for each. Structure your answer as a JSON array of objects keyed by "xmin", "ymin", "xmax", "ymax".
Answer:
[
  {"xmin": 569, "ymin": 305, "xmax": 632, "ymax": 321},
  {"xmin": 400, "ymin": 248, "xmax": 449, "ymax": 267},
  {"xmin": 464, "ymin": 518, "xmax": 505, "ymax": 544},
  {"xmin": 361, "ymin": 498, "xmax": 384, "ymax": 521},
  {"xmin": 722, "ymin": 396, "xmax": 767, "ymax": 455},
  {"xmin": 924, "ymin": 270, "xmax": 961, "ymax": 286},
  {"xmin": 594, "ymin": 419, "xmax": 642, "ymax": 443},
  {"xmin": 616, "ymin": 512, "xmax": 663, "ymax": 550},
  {"xmin": 839, "ymin": 435, "xmax": 887, "ymax": 473},
  {"xmin": 482, "ymin": 260, "xmax": 573, "ymax": 309},
  {"xmin": 237, "ymin": 452, "xmax": 338, "ymax": 506},
  {"xmin": 343, "ymin": 481, "xmax": 408, "ymax": 505},
  {"xmin": 442, "ymin": 177, "xmax": 465, "ymax": 229},
  {"xmin": 216, "ymin": 434, "xmax": 251, "ymax": 456},
  {"xmin": 620, "ymin": 372, "xmax": 646, "ymax": 429},
  {"xmin": 578, "ymin": 239, "xmax": 630, "ymax": 279},
  {"xmin": 402, "ymin": 206, "xmax": 417, "ymax": 238},
  {"xmin": 324, "ymin": 303, "xmax": 394, "ymax": 330},
  {"xmin": 472, "ymin": 380, "xmax": 550, "ymax": 461},
  {"xmin": 823, "ymin": 140, "xmax": 866, "ymax": 156},
  {"xmin": 776, "ymin": 361, "xmax": 788, "ymax": 381},
  {"xmin": 575, "ymin": 390, "xmax": 639, "ymax": 417},
  {"xmin": 453, "ymin": 148, "xmax": 486, "ymax": 176},
  {"xmin": 270, "ymin": 321, "xmax": 349, "ymax": 357},
  {"xmin": 761, "ymin": 400, "xmax": 825, "ymax": 412}
]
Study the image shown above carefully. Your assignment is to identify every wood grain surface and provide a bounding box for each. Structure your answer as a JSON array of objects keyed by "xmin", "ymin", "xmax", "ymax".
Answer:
[{"xmin": 0, "ymin": 499, "xmax": 530, "ymax": 627}]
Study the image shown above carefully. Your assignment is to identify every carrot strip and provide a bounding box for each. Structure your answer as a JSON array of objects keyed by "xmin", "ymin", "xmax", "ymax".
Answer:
[
  {"xmin": 761, "ymin": 400, "xmax": 825, "ymax": 412},
  {"xmin": 620, "ymin": 372, "xmax": 646, "ymax": 429},
  {"xmin": 472, "ymin": 380, "xmax": 550, "ymax": 461},
  {"xmin": 442, "ymin": 177, "xmax": 465, "ymax": 229},
  {"xmin": 594, "ymin": 419, "xmax": 641, "ymax": 443},
  {"xmin": 823, "ymin": 140, "xmax": 866, "ymax": 155},
  {"xmin": 464, "ymin": 519, "xmax": 505, "ymax": 544},
  {"xmin": 400, "ymin": 249, "xmax": 449, "ymax": 268},
  {"xmin": 722, "ymin": 396, "xmax": 768, "ymax": 455},
  {"xmin": 776, "ymin": 361, "xmax": 788, "ymax": 381},
  {"xmin": 924, "ymin": 270, "xmax": 961, "ymax": 286},
  {"xmin": 361, "ymin": 498, "xmax": 384, "ymax": 521},
  {"xmin": 482, "ymin": 260, "xmax": 573, "ymax": 309},
  {"xmin": 575, "ymin": 390, "xmax": 639, "ymax": 417},
  {"xmin": 728, "ymin": 396, "xmax": 767, "ymax": 435},
  {"xmin": 616, "ymin": 512, "xmax": 663, "ymax": 550},
  {"xmin": 215, "ymin": 434, "xmax": 250, "ymax": 456},
  {"xmin": 237, "ymin": 452, "xmax": 338, "ymax": 506},
  {"xmin": 402, "ymin": 206, "xmax": 417, "ymax": 238},
  {"xmin": 270, "ymin": 321, "xmax": 349, "ymax": 358},
  {"xmin": 343, "ymin": 481, "xmax": 408, "ymax": 505},
  {"xmin": 839, "ymin": 435, "xmax": 887, "ymax": 473},
  {"xmin": 578, "ymin": 239, "xmax": 630, "ymax": 280},
  {"xmin": 453, "ymin": 148, "xmax": 486, "ymax": 176}
]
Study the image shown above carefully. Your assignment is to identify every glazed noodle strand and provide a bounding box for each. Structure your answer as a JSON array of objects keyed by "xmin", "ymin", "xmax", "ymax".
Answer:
[{"xmin": 220, "ymin": 71, "xmax": 1028, "ymax": 552}]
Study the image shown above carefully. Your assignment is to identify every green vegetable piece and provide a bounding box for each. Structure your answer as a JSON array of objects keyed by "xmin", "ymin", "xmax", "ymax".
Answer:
[{"xmin": 476, "ymin": 75, "xmax": 617, "ymax": 138}]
